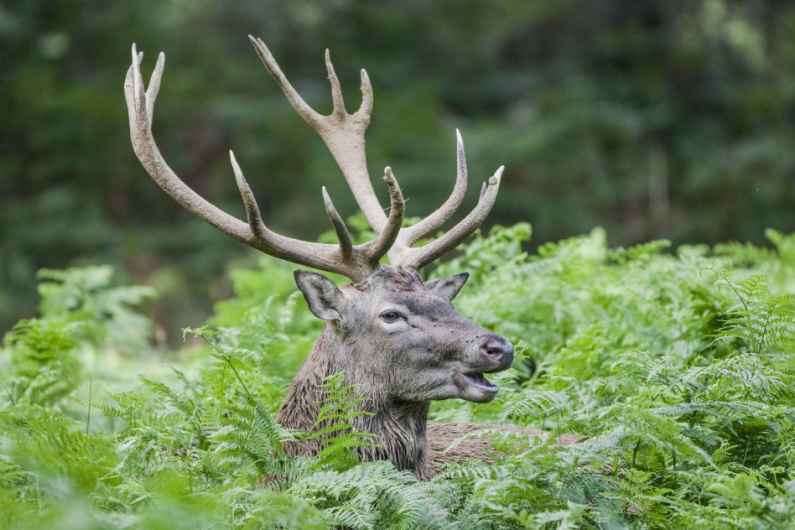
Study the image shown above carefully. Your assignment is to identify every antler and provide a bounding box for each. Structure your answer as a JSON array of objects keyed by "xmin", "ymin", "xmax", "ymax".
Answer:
[
  {"xmin": 248, "ymin": 36, "xmax": 387, "ymax": 234},
  {"xmin": 248, "ymin": 36, "xmax": 503, "ymax": 270},
  {"xmin": 124, "ymin": 37, "xmax": 502, "ymax": 281},
  {"xmin": 388, "ymin": 131, "xmax": 504, "ymax": 269},
  {"xmin": 124, "ymin": 43, "xmax": 402, "ymax": 282}
]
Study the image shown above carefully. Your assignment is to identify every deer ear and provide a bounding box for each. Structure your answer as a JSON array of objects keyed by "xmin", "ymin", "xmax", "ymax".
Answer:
[
  {"xmin": 294, "ymin": 271, "xmax": 345, "ymax": 321},
  {"xmin": 426, "ymin": 272, "xmax": 469, "ymax": 301}
]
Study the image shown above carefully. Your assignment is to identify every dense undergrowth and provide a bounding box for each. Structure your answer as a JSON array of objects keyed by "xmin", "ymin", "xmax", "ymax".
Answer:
[{"xmin": 2, "ymin": 224, "xmax": 795, "ymax": 529}]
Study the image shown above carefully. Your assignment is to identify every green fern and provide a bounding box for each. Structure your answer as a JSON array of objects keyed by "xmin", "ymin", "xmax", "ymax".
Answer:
[{"xmin": 3, "ymin": 228, "xmax": 795, "ymax": 528}]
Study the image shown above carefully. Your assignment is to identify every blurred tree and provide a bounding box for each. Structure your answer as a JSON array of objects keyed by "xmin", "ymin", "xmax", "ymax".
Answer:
[{"xmin": 2, "ymin": 0, "xmax": 794, "ymax": 337}]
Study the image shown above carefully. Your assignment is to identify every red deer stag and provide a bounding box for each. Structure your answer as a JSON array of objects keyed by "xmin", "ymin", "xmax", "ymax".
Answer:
[{"xmin": 124, "ymin": 37, "xmax": 551, "ymax": 479}]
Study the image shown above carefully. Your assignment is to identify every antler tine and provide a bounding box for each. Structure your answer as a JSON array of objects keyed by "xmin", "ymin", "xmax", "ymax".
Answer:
[
  {"xmin": 322, "ymin": 186, "xmax": 354, "ymax": 258},
  {"xmin": 248, "ymin": 35, "xmax": 322, "ymax": 127},
  {"xmin": 130, "ymin": 45, "xmax": 145, "ymax": 117},
  {"xmin": 229, "ymin": 150, "xmax": 268, "ymax": 240},
  {"xmin": 397, "ymin": 166, "xmax": 504, "ymax": 270},
  {"xmin": 146, "ymin": 51, "xmax": 165, "ymax": 122},
  {"xmin": 325, "ymin": 49, "xmax": 347, "ymax": 119},
  {"xmin": 124, "ymin": 45, "xmax": 250, "ymax": 244},
  {"xmin": 366, "ymin": 167, "xmax": 405, "ymax": 262},
  {"xmin": 357, "ymin": 68, "xmax": 374, "ymax": 119},
  {"xmin": 398, "ymin": 129, "xmax": 469, "ymax": 246}
]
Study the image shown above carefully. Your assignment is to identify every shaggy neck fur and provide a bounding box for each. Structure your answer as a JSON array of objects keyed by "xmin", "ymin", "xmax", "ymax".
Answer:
[{"xmin": 276, "ymin": 323, "xmax": 432, "ymax": 479}]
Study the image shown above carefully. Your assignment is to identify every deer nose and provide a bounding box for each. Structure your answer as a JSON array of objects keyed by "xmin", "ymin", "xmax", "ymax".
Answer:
[{"xmin": 480, "ymin": 334, "xmax": 514, "ymax": 369}]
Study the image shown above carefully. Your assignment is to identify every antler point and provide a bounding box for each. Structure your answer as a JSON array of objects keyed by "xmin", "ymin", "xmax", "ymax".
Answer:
[
  {"xmin": 131, "ymin": 43, "xmax": 141, "ymax": 66},
  {"xmin": 487, "ymin": 167, "xmax": 504, "ymax": 186},
  {"xmin": 324, "ymin": 48, "xmax": 334, "ymax": 71},
  {"xmin": 360, "ymin": 68, "xmax": 371, "ymax": 85},
  {"xmin": 229, "ymin": 150, "xmax": 243, "ymax": 178}
]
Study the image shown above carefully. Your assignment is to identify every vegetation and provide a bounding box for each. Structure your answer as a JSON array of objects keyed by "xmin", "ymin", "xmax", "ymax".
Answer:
[
  {"xmin": 4, "ymin": 2, "xmax": 795, "ymax": 527},
  {"xmin": 2, "ymin": 224, "xmax": 795, "ymax": 529}
]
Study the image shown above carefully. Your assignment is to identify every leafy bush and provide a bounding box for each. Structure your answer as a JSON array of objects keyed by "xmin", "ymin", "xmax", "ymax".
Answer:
[{"xmin": 2, "ymin": 225, "xmax": 795, "ymax": 529}]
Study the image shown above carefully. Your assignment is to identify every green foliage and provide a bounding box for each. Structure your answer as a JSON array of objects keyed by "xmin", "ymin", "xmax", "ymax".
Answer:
[
  {"xmin": 3, "ymin": 318, "xmax": 82, "ymax": 406},
  {"xmin": 305, "ymin": 372, "xmax": 377, "ymax": 473},
  {"xmin": 1, "ymin": 266, "xmax": 155, "ymax": 407},
  {"xmin": 2, "ymin": 225, "xmax": 795, "ymax": 528},
  {"xmin": 37, "ymin": 266, "xmax": 156, "ymax": 352}
]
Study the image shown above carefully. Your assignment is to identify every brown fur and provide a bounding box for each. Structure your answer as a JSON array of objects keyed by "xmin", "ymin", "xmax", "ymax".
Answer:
[{"xmin": 427, "ymin": 423, "xmax": 582, "ymax": 475}]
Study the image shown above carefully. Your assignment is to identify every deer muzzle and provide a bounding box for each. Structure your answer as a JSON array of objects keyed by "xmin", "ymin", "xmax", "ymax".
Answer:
[{"xmin": 452, "ymin": 333, "xmax": 514, "ymax": 402}]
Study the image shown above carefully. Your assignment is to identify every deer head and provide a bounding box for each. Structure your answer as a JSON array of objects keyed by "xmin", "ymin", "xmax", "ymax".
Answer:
[
  {"xmin": 124, "ymin": 36, "xmax": 512, "ymax": 476},
  {"xmin": 295, "ymin": 267, "xmax": 513, "ymax": 404}
]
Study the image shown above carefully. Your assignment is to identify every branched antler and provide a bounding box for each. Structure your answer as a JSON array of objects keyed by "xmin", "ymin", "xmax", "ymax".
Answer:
[
  {"xmin": 124, "ymin": 37, "xmax": 503, "ymax": 281},
  {"xmin": 387, "ymin": 130, "xmax": 504, "ymax": 269},
  {"xmin": 248, "ymin": 36, "xmax": 386, "ymax": 234}
]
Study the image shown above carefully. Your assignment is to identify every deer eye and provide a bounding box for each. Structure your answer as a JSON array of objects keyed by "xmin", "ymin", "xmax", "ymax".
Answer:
[{"xmin": 379, "ymin": 310, "xmax": 404, "ymax": 323}]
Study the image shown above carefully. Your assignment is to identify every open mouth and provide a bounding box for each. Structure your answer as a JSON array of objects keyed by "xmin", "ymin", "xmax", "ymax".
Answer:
[
  {"xmin": 453, "ymin": 370, "xmax": 499, "ymax": 402},
  {"xmin": 462, "ymin": 372, "xmax": 497, "ymax": 392}
]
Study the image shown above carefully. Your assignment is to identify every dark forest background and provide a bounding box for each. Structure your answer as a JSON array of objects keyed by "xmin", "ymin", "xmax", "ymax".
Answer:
[{"xmin": 2, "ymin": 0, "xmax": 795, "ymax": 339}]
